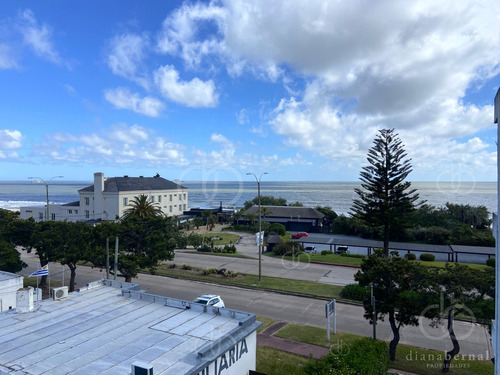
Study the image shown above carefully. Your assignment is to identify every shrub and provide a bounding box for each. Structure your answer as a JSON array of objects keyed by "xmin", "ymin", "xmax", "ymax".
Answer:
[
  {"xmin": 268, "ymin": 223, "xmax": 286, "ymax": 236},
  {"xmin": 419, "ymin": 253, "xmax": 435, "ymax": 262},
  {"xmin": 304, "ymin": 337, "xmax": 389, "ymax": 375},
  {"xmin": 486, "ymin": 258, "xmax": 495, "ymax": 268},
  {"xmin": 273, "ymin": 242, "xmax": 303, "ymax": 256},
  {"xmin": 181, "ymin": 264, "xmax": 192, "ymax": 270},
  {"xmin": 223, "ymin": 244, "xmax": 237, "ymax": 253},
  {"xmin": 202, "ymin": 267, "xmax": 217, "ymax": 275},
  {"xmin": 197, "ymin": 245, "xmax": 212, "ymax": 252},
  {"xmin": 404, "ymin": 253, "xmax": 416, "ymax": 260},
  {"xmin": 341, "ymin": 283, "xmax": 369, "ymax": 301},
  {"xmin": 321, "ymin": 250, "xmax": 333, "ymax": 255}
]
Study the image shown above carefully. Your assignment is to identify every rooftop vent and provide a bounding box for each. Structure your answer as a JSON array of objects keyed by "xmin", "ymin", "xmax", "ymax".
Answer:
[
  {"xmin": 131, "ymin": 362, "xmax": 153, "ymax": 375},
  {"xmin": 124, "ymin": 175, "xmax": 128, "ymax": 178}
]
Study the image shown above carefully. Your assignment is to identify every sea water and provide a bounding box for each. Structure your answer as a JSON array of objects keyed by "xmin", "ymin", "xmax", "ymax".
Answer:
[{"xmin": 0, "ymin": 180, "xmax": 497, "ymax": 216}]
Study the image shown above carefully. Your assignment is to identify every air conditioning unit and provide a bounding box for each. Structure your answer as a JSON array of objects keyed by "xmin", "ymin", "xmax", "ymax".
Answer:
[
  {"xmin": 131, "ymin": 362, "xmax": 153, "ymax": 375},
  {"xmin": 52, "ymin": 286, "xmax": 68, "ymax": 301}
]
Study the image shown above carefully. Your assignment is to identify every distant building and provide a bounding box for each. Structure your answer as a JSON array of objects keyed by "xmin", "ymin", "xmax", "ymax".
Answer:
[
  {"xmin": 0, "ymin": 271, "xmax": 23, "ymax": 312},
  {"xmin": 240, "ymin": 205, "xmax": 325, "ymax": 232},
  {"xmin": 0, "ymin": 279, "xmax": 261, "ymax": 375},
  {"xmin": 20, "ymin": 172, "xmax": 188, "ymax": 222}
]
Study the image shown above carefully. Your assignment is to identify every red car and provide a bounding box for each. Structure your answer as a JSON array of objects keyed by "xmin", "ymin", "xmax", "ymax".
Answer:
[{"xmin": 292, "ymin": 232, "xmax": 309, "ymax": 239}]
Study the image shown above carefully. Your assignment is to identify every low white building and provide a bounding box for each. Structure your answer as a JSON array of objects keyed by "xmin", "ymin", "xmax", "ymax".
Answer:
[
  {"xmin": 0, "ymin": 271, "xmax": 23, "ymax": 312},
  {"xmin": 0, "ymin": 279, "xmax": 261, "ymax": 375},
  {"xmin": 20, "ymin": 172, "xmax": 188, "ymax": 222}
]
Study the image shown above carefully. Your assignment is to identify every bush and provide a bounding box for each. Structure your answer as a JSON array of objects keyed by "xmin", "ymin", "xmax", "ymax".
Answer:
[
  {"xmin": 268, "ymin": 223, "xmax": 286, "ymax": 236},
  {"xmin": 486, "ymin": 258, "xmax": 495, "ymax": 268},
  {"xmin": 404, "ymin": 253, "xmax": 416, "ymax": 260},
  {"xmin": 273, "ymin": 242, "xmax": 303, "ymax": 256},
  {"xmin": 304, "ymin": 337, "xmax": 389, "ymax": 375},
  {"xmin": 321, "ymin": 250, "xmax": 333, "ymax": 255},
  {"xmin": 419, "ymin": 253, "xmax": 435, "ymax": 262},
  {"xmin": 341, "ymin": 283, "xmax": 369, "ymax": 301},
  {"xmin": 197, "ymin": 245, "xmax": 212, "ymax": 252}
]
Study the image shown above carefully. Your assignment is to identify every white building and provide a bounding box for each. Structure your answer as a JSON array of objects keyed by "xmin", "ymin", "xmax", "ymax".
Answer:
[
  {"xmin": 0, "ymin": 279, "xmax": 261, "ymax": 375},
  {"xmin": 20, "ymin": 172, "xmax": 188, "ymax": 222},
  {"xmin": 0, "ymin": 271, "xmax": 23, "ymax": 312}
]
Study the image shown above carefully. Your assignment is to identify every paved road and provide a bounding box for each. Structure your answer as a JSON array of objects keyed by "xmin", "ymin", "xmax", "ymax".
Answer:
[{"xmin": 19, "ymin": 239, "xmax": 493, "ymax": 358}]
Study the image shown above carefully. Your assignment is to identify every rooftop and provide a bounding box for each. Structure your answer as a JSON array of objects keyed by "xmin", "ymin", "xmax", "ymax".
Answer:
[{"xmin": 0, "ymin": 279, "xmax": 259, "ymax": 375}]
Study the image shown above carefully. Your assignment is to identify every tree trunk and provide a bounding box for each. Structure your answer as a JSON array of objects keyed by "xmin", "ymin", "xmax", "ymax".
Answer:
[
  {"xmin": 442, "ymin": 308, "xmax": 460, "ymax": 372},
  {"xmin": 388, "ymin": 310, "xmax": 400, "ymax": 361}
]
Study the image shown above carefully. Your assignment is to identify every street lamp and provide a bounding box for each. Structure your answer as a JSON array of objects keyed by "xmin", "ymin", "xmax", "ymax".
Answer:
[
  {"xmin": 247, "ymin": 172, "xmax": 268, "ymax": 281},
  {"xmin": 28, "ymin": 176, "xmax": 64, "ymax": 221}
]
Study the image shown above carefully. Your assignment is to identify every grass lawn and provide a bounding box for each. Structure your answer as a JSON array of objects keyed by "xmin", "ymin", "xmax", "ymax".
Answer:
[{"xmin": 202, "ymin": 232, "xmax": 240, "ymax": 245}]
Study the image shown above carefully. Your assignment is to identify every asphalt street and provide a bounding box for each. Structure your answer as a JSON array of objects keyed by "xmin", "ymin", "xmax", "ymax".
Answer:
[{"xmin": 17, "ymin": 230, "xmax": 493, "ymax": 359}]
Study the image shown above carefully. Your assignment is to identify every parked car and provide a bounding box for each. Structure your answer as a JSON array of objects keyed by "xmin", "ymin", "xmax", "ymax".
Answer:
[
  {"xmin": 304, "ymin": 246, "xmax": 316, "ymax": 253},
  {"xmin": 192, "ymin": 294, "xmax": 225, "ymax": 308},
  {"xmin": 292, "ymin": 232, "xmax": 309, "ymax": 239},
  {"xmin": 335, "ymin": 246, "xmax": 349, "ymax": 254}
]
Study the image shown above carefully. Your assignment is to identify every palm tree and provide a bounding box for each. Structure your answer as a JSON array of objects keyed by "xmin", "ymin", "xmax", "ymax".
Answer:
[{"xmin": 122, "ymin": 194, "xmax": 164, "ymax": 219}]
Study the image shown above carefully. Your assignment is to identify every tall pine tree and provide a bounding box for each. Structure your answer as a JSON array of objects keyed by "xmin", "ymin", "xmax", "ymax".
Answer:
[{"xmin": 352, "ymin": 129, "xmax": 420, "ymax": 255}]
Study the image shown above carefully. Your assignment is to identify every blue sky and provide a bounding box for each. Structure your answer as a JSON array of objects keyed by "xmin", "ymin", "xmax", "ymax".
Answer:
[{"xmin": 0, "ymin": 0, "xmax": 499, "ymax": 184}]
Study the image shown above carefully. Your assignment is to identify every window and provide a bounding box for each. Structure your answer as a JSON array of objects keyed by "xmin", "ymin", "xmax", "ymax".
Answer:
[
  {"xmin": 169, "ymin": 206, "xmax": 172, "ymax": 213},
  {"xmin": 75, "ymin": 210, "xmax": 78, "ymax": 214},
  {"xmin": 169, "ymin": 194, "xmax": 172, "ymax": 202},
  {"xmin": 85, "ymin": 210, "xmax": 90, "ymax": 219},
  {"xmin": 68, "ymin": 210, "xmax": 72, "ymax": 214},
  {"xmin": 85, "ymin": 197, "xmax": 90, "ymax": 205},
  {"xmin": 123, "ymin": 197, "xmax": 128, "ymax": 206},
  {"xmin": 158, "ymin": 195, "xmax": 161, "ymax": 203},
  {"xmin": 51, "ymin": 213, "xmax": 56, "ymax": 221},
  {"xmin": 183, "ymin": 204, "xmax": 186, "ymax": 211},
  {"xmin": 38, "ymin": 212, "xmax": 44, "ymax": 220},
  {"xmin": 183, "ymin": 193, "xmax": 186, "ymax": 200}
]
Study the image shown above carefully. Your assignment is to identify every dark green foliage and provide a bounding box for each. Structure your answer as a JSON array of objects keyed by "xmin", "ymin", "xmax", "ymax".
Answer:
[
  {"xmin": 355, "ymin": 250, "xmax": 428, "ymax": 360},
  {"xmin": 321, "ymin": 250, "xmax": 333, "ymax": 255},
  {"xmin": 197, "ymin": 245, "xmax": 212, "ymax": 252},
  {"xmin": 122, "ymin": 194, "xmax": 164, "ymax": 219},
  {"xmin": 0, "ymin": 240, "xmax": 27, "ymax": 273},
  {"xmin": 315, "ymin": 206, "xmax": 338, "ymax": 232},
  {"xmin": 273, "ymin": 242, "xmax": 303, "ymax": 256},
  {"xmin": 304, "ymin": 337, "xmax": 389, "ymax": 375},
  {"xmin": 419, "ymin": 253, "xmax": 435, "ymax": 262},
  {"xmin": 443, "ymin": 203, "xmax": 491, "ymax": 229},
  {"xmin": 267, "ymin": 223, "xmax": 286, "ymax": 236},
  {"xmin": 352, "ymin": 129, "xmax": 420, "ymax": 254},
  {"xmin": 486, "ymin": 258, "xmax": 495, "ymax": 267},
  {"xmin": 404, "ymin": 253, "xmax": 416, "ymax": 260},
  {"xmin": 243, "ymin": 195, "xmax": 288, "ymax": 210},
  {"xmin": 341, "ymin": 283, "xmax": 369, "ymax": 301}
]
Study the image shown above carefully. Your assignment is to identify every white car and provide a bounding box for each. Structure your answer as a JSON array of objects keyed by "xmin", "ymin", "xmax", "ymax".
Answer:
[{"xmin": 193, "ymin": 294, "xmax": 225, "ymax": 308}]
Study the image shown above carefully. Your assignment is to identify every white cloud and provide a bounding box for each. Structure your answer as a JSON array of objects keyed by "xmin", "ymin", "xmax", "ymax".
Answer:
[
  {"xmin": 106, "ymin": 33, "xmax": 149, "ymax": 88},
  {"xmin": 236, "ymin": 108, "xmax": 249, "ymax": 124},
  {"xmin": 17, "ymin": 9, "xmax": 62, "ymax": 65},
  {"xmin": 104, "ymin": 87, "xmax": 165, "ymax": 117},
  {"xmin": 154, "ymin": 65, "xmax": 218, "ymax": 107},
  {"xmin": 0, "ymin": 129, "xmax": 23, "ymax": 149},
  {"xmin": 0, "ymin": 43, "xmax": 17, "ymax": 69},
  {"xmin": 110, "ymin": 123, "xmax": 150, "ymax": 145}
]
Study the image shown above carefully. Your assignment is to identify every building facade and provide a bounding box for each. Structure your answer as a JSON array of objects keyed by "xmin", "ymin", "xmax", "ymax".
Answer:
[
  {"xmin": 20, "ymin": 172, "xmax": 188, "ymax": 222},
  {"xmin": 0, "ymin": 271, "xmax": 23, "ymax": 312}
]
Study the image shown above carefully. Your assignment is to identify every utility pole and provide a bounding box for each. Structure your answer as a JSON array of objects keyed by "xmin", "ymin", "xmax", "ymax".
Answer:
[
  {"xmin": 493, "ymin": 87, "xmax": 499, "ymax": 373},
  {"xmin": 28, "ymin": 175, "xmax": 64, "ymax": 220},
  {"xmin": 247, "ymin": 172, "xmax": 268, "ymax": 281}
]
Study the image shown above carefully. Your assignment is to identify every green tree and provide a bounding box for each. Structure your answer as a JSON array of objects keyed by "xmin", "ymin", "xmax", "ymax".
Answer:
[
  {"xmin": 422, "ymin": 264, "xmax": 494, "ymax": 372},
  {"xmin": 243, "ymin": 196, "xmax": 288, "ymax": 210},
  {"xmin": 0, "ymin": 240, "xmax": 27, "ymax": 273},
  {"xmin": 355, "ymin": 249, "xmax": 427, "ymax": 361},
  {"xmin": 115, "ymin": 216, "xmax": 176, "ymax": 282},
  {"xmin": 122, "ymin": 194, "xmax": 164, "ymax": 219},
  {"xmin": 352, "ymin": 129, "xmax": 420, "ymax": 254},
  {"xmin": 315, "ymin": 206, "xmax": 338, "ymax": 232}
]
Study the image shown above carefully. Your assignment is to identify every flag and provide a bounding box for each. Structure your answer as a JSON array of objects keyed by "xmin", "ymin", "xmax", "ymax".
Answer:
[{"xmin": 29, "ymin": 265, "xmax": 48, "ymax": 277}]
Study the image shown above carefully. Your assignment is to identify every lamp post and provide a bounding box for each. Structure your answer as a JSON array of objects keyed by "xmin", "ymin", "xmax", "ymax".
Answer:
[
  {"xmin": 247, "ymin": 172, "xmax": 268, "ymax": 281},
  {"xmin": 28, "ymin": 176, "xmax": 64, "ymax": 221}
]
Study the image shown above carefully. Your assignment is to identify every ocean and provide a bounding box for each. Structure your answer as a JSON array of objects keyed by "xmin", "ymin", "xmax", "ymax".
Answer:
[{"xmin": 0, "ymin": 180, "xmax": 497, "ymax": 216}]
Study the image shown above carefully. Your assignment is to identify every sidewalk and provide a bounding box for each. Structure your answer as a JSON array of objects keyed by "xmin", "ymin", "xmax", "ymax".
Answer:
[{"xmin": 257, "ymin": 321, "xmax": 418, "ymax": 375}]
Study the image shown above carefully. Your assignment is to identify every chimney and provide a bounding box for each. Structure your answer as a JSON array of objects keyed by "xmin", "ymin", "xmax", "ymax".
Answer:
[
  {"xmin": 94, "ymin": 172, "xmax": 105, "ymax": 220},
  {"xmin": 16, "ymin": 287, "xmax": 35, "ymax": 313}
]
